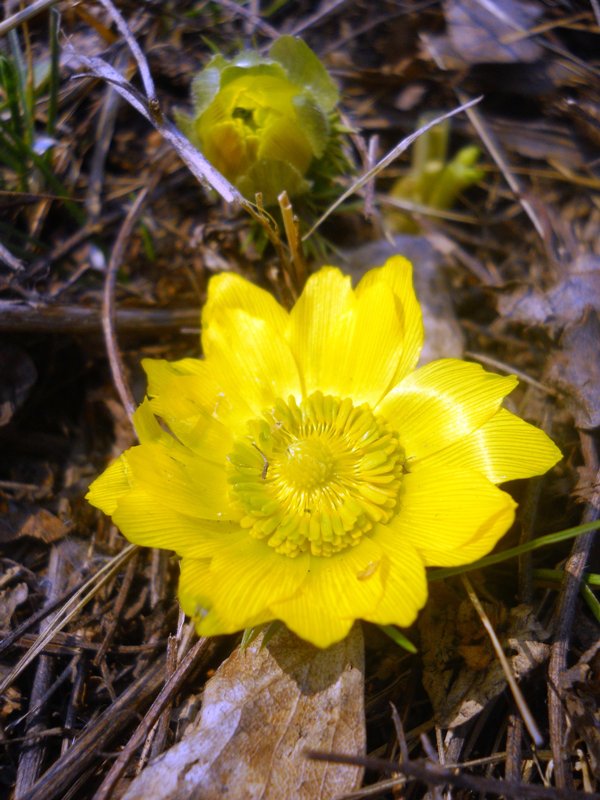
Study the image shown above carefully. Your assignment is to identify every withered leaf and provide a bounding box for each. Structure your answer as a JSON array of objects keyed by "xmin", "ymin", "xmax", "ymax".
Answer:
[
  {"xmin": 420, "ymin": 585, "xmax": 549, "ymax": 728},
  {"xmin": 0, "ymin": 506, "xmax": 69, "ymax": 545},
  {"xmin": 445, "ymin": 0, "xmax": 543, "ymax": 65},
  {"xmin": 0, "ymin": 582, "xmax": 28, "ymax": 632},
  {"xmin": 123, "ymin": 624, "xmax": 365, "ymax": 800},
  {"xmin": 496, "ymin": 257, "xmax": 600, "ymax": 334},
  {"xmin": 559, "ymin": 642, "xmax": 600, "ymax": 774},
  {"xmin": 546, "ymin": 309, "xmax": 600, "ymax": 429}
]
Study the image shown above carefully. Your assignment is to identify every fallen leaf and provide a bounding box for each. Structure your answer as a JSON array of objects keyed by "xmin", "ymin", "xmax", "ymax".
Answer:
[
  {"xmin": 0, "ymin": 505, "xmax": 69, "ymax": 545},
  {"xmin": 420, "ymin": 585, "xmax": 549, "ymax": 728},
  {"xmin": 0, "ymin": 582, "xmax": 28, "ymax": 632},
  {"xmin": 560, "ymin": 641, "xmax": 600, "ymax": 774},
  {"xmin": 496, "ymin": 255, "xmax": 600, "ymax": 334},
  {"xmin": 122, "ymin": 624, "xmax": 365, "ymax": 800},
  {"xmin": 546, "ymin": 309, "xmax": 600, "ymax": 429},
  {"xmin": 445, "ymin": 0, "xmax": 543, "ymax": 64}
]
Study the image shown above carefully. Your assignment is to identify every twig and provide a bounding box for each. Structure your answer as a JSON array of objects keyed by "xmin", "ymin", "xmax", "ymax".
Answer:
[
  {"xmin": 64, "ymin": 47, "xmax": 242, "ymax": 205},
  {"xmin": 14, "ymin": 546, "xmax": 68, "ymax": 798},
  {"xmin": 0, "ymin": 545, "xmax": 137, "ymax": 696},
  {"xmin": 0, "ymin": 301, "xmax": 201, "ymax": 333},
  {"xmin": 91, "ymin": 636, "xmax": 212, "ymax": 800},
  {"xmin": 307, "ymin": 750, "xmax": 600, "ymax": 800},
  {"xmin": 102, "ymin": 187, "xmax": 151, "ymax": 421},
  {"xmin": 289, "ymin": 0, "xmax": 350, "ymax": 36},
  {"xmin": 548, "ymin": 431, "xmax": 599, "ymax": 788},
  {"xmin": 0, "ymin": 0, "xmax": 58, "ymax": 37},
  {"xmin": 278, "ymin": 190, "xmax": 306, "ymax": 297},
  {"xmin": 303, "ymin": 95, "xmax": 483, "ymax": 240},
  {"xmin": 85, "ymin": 51, "xmax": 129, "ymax": 222},
  {"xmin": 0, "ymin": 240, "xmax": 25, "ymax": 271},
  {"xmin": 217, "ymin": 0, "xmax": 279, "ymax": 38},
  {"xmin": 455, "ymin": 89, "xmax": 547, "ymax": 242},
  {"xmin": 464, "ymin": 351, "xmax": 559, "ymax": 396},
  {"xmin": 24, "ymin": 648, "xmax": 169, "ymax": 800},
  {"xmin": 95, "ymin": 0, "xmax": 158, "ymax": 110},
  {"xmin": 93, "ymin": 551, "xmax": 139, "ymax": 665},
  {"xmin": 461, "ymin": 575, "xmax": 543, "ymax": 747}
]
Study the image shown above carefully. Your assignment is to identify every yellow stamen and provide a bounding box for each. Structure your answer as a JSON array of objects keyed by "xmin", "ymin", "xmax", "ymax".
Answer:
[{"xmin": 228, "ymin": 392, "xmax": 405, "ymax": 557}]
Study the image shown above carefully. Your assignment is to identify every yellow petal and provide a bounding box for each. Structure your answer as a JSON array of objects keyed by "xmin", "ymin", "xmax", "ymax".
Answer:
[
  {"xmin": 206, "ymin": 539, "xmax": 311, "ymax": 632},
  {"xmin": 86, "ymin": 454, "xmax": 132, "ymax": 515},
  {"xmin": 335, "ymin": 280, "xmax": 409, "ymax": 406},
  {"xmin": 366, "ymin": 528, "xmax": 427, "ymax": 627},
  {"xmin": 355, "ymin": 255, "xmax": 423, "ymax": 383},
  {"xmin": 271, "ymin": 536, "xmax": 386, "ymax": 647},
  {"xmin": 258, "ymin": 116, "xmax": 313, "ymax": 173},
  {"xmin": 203, "ymin": 307, "xmax": 302, "ymax": 415},
  {"xmin": 418, "ymin": 408, "xmax": 562, "ymax": 484},
  {"xmin": 378, "ymin": 359, "xmax": 518, "ymax": 462},
  {"xmin": 269, "ymin": 594, "xmax": 354, "ymax": 648},
  {"xmin": 179, "ymin": 555, "xmax": 277, "ymax": 635},
  {"xmin": 124, "ymin": 443, "xmax": 230, "ymax": 520},
  {"xmin": 288, "ymin": 267, "xmax": 355, "ymax": 397},
  {"xmin": 203, "ymin": 271, "xmax": 289, "ymax": 338},
  {"xmin": 391, "ymin": 463, "xmax": 516, "ymax": 566},
  {"xmin": 133, "ymin": 399, "xmax": 172, "ymax": 446},
  {"xmin": 143, "ymin": 358, "xmax": 242, "ymax": 441},
  {"xmin": 178, "ymin": 557, "xmax": 214, "ymax": 619},
  {"xmin": 112, "ymin": 488, "xmax": 241, "ymax": 557}
]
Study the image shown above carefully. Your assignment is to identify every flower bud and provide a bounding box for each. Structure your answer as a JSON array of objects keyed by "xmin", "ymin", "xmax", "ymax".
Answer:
[{"xmin": 179, "ymin": 37, "xmax": 340, "ymax": 205}]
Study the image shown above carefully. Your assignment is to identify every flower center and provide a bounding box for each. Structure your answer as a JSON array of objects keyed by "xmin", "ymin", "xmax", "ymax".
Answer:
[{"xmin": 227, "ymin": 392, "xmax": 405, "ymax": 557}]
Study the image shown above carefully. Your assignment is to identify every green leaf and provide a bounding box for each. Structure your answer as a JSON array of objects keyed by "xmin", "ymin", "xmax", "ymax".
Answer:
[
  {"xmin": 378, "ymin": 625, "xmax": 417, "ymax": 653},
  {"xmin": 269, "ymin": 36, "xmax": 339, "ymax": 111}
]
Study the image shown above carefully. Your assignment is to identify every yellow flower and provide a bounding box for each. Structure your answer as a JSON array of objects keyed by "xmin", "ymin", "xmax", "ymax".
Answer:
[
  {"xmin": 178, "ymin": 36, "xmax": 340, "ymax": 205},
  {"xmin": 87, "ymin": 256, "xmax": 561, "ymax": 648}
]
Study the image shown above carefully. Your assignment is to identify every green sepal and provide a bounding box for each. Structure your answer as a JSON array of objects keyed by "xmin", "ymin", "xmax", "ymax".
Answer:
[
  {"xmin": 292, "ymin": 94, "xmax": 330, "ymax": 158},
  {"xmin": 269, "ymin": 35, "xmax": 339, "ymax": 111},
  {"xmin": 238, "ymin": 158, "xmax": 311, "ymax": 207}
]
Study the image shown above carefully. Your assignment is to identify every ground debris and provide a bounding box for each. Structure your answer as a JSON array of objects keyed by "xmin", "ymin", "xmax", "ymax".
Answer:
[
  {"xmin": 420, "ymin": 583, "xmax": 550, "ymax": 729},
  {"xmin": 122, "ymin": 625, "xmax": 365, "ymax": 800}
]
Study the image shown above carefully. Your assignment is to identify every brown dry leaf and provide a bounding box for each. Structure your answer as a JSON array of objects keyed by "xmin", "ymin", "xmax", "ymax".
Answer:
[
  {"xmin": 496, "ymin": 255, "xmax": 600, "ymax": 334},
  {"xmin": 420, "ymin": 584, "xmax": 549, "ymax": 728},
  {"xmin": 122, "ymin": 624, "xmax": 365, "ymax": 800},
  {"xmin": 560, "ymin": 642, "xmax": 600, "ymax": 774},
  {"xmin": 445, "ymin": 0, "xmax": 543, "ymax": 64},
  {"xmin": 0, "ymin": 506, "xmax": 69, "ymax": 545},
  {"xmin": 573, "ymin": 466, "xmax": 600, "ymax": 510},
  {"xmin": 422, "ymin": 0, "xmax": 543, "ymax": 69},
  {"xmin": 546, "ymin": 309, "xmax": 600, "ymax": 429},
  {"xmin": 0, "ymin": 582, "xmax": 28, "ymax": 632}
]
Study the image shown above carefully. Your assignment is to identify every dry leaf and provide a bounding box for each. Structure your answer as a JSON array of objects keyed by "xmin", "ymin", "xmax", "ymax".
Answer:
[
  {"xmin": 420, "ymin": 584, "xmax": 549, "ymax": 728},
  {"xmin": 0, "ymin": 582, "xmax": 28, "ymax": 632},
  {"xmin": 560, "ymin": 642, "xmax": 600, "ymax": 774},
  {"xmin": 496, "ymin": 256, "xmax": 600, "ymax": 334},
  {"xmin": 546, "ymin": 309, "xmax": 600, "ymax": 429},
  {"xmin": 444, "ymin": 0, "xmax": 543, "ymax": 65},
  {"xmin": 122, "ymin": 624, "xmax": 365, "ymax": 800},
  {"xmin": 0, "ymin": 506, "xmax": 69, "ymax": 545}
]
